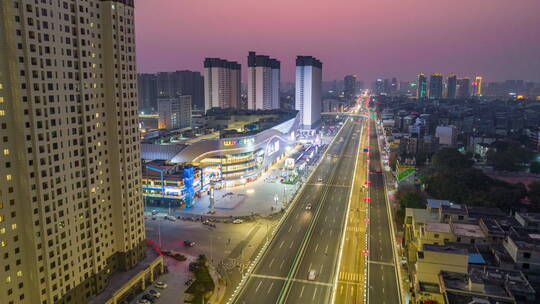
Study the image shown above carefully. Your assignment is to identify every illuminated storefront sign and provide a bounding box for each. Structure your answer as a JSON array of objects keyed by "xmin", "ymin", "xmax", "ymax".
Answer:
[{"xmin": 222, "ymin": 137, "xmax": 255, "ymax": 147}]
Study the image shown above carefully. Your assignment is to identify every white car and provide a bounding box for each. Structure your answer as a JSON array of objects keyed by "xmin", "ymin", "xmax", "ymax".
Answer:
[
  {"xmin": 151, "ymin": 210, "xmax": 159, "ymax": 215},
  {"xmin": 317, "ymin": 177, "xmax": 323, "ymax": 182},
  {"xmin": 308, "ymin": 270, "xmax": 316, "ymax": 280},
  {"xmin": 136, "ymin": 299, "xmax": 150, "ymax": 304},
  {"xmin": 154, "ymin": 281, "xmax": 168, "ymax": 289},
  {"xmin": 148, "ymin": 289, "xmax": 161, "ymax": 298},
  {"xmin": 164, "ymin": 215, "xmax": 176, "ymax": 222},
  {"xmin": 305, "ymin": 204, "xmax": 312, "ymax": 210},
  {"xmin": 232, "ymin": 219, "xmax": 244, "ymax": 224}
]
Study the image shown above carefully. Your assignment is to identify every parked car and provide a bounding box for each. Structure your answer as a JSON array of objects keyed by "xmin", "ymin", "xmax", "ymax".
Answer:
[
  {"xmin": 136, "ymin": 300, "xmax": 150, "ymax": 304},
  {"xmin": 317, "ymin": 177, "xmax": 323, "ymax": 182},
  {"xmin": 183, "ymin": 240, "xmax": 195, "ymax": 247},
  {"xmin": 141, "ymin": 294, "xmax": 156, "ymax": 303},
  {"xmin": 151, "ymin": 210, "xmax": 159, "ymax": 215},
  {"xmin": 308, "ymin": 270, "xmax": 316, "ymax": 280},
  {"xmin": 154, "ymin": 281, "xmax": 168, "ymax": 289},
  {"xmin": 148, "ymin": 289, "xmax": 161, "ymax": 298},
  {"xmin": 305, "ymin": 204, "xmax": 312, "ymax": 210},
  {"xmin": 172, "ymin": 252, "xmax": 187, "ymax": 261},
  {"xmin": 232, "ymin": 219, "xmax": 243, "ymax": 224}
]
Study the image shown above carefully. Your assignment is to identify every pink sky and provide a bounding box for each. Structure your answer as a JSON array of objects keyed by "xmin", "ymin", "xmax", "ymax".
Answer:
[{"xmin": 135, "ymin": 0, "xmax": 540, "ymax": 82}]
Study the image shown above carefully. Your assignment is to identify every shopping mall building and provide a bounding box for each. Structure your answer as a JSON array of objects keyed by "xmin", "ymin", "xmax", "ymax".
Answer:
[{"xmin": 140, "ymin": 110, "xmax": 301, "ymax": 206}]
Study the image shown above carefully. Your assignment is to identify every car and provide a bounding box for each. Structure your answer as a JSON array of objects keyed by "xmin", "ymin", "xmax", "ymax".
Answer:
[
  {"xmin": 317, "ymin": 177, "xmax": 323, "ymax": 182},
  {"xmin": 232, "ymin": 219, "xmax": 244, "ymax": 224},
  {"xmin": 141, "ymin": 294, "xmax": 156, "ymax": 303},
  {"xmin": 165, "ymin": 215, "xmax": 176, "ymax": 221},
  {"xmin": 308, "ymin": 270, "xmax": 316, "ymax": 280},
  {"xmin": 183, "ymin": 240, "xmax": 195, "ymax": 247},
  {"xmin": 151, "ymin": 210, "xmax": 159, "ymax": 215},
  {"xmin": 148, "ymin": 289, "xmax": 161, "ymax": 298},
  {"xmin": 154, "ymin": 281, "xmax": 168, "ymax": 289},
  {"xmin": 136, "ymin": 299, "xmax": 151, "ymax": 304},
  {"xmin": 305, "ymin": 204, "xmax": 312, "ymax": 210}
]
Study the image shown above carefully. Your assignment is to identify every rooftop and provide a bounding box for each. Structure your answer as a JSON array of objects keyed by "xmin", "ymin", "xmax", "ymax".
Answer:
[
  {"xmin": 468, "ymin": 206, "xmax": 506, "ymax": 219},
  {"xmin": 423, "ymin": 243, "xmax": 468, "ymax": 255},
  {"xmin": 479, "ymin": 218, "xmax": 505, "ymax": 236},
  {"xmin": 427, "ymin": 198, "xmax": 454, "ymax": 209},
  {"xmin": 452, "ymin": 223, "xmax": 486, "ymax": 238},
  {"xmin": 441, "ymin": 204, "xmax": 468, "ymax": 215},
  {"xmin": 405, "ymin": 208, "xmax": 439, "ymax": 224},
  {"xmin": 508, "ymin": 227, "xmax": 540, "ymax": 252},
  {"xmin": 426, "ymin": 222, "xmax": 452, "ymax": 233}
]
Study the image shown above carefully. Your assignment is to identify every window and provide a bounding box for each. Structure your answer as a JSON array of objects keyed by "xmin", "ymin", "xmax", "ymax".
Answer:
[{"xmin": 3, "ymin": 149, "xmax": 9, "ymax": 155}]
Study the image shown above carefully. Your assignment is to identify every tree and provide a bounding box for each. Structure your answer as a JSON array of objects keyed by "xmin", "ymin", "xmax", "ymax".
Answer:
[
  {"xmin": 530, "ymin": 162, "xmax": 540, "ymax": 174},
  {"xmin": 431, "ymin": 148, "xmax": 473, "ymax": 171},
  {"xmin": 529, "ymin": 182, "xmax": 540, "ymax": 205}
]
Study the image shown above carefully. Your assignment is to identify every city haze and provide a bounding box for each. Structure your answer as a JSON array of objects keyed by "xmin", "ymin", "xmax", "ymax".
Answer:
[{"xmin": 135, "ymin": 0, "xmax": 540, "ymax": 81}]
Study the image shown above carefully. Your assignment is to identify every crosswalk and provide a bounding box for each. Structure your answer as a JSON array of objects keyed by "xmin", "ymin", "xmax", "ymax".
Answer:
[
  {"xmin": 338, "ymin": 271, "xmax": 362, "ymax": 282},
  {"xmin": 346, "ymin": 226, "xmax": 365, "ymax": 232}
]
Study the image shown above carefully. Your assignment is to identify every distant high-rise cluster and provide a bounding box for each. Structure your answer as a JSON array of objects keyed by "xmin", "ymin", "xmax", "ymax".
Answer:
[
  {"xmin": 296, "ymin": 56, "xmax": 323, "ymax": 127},
  {"xmin": 247, "ymin": 52, "xmax": 281, "ymax": 110},
  {"xmin": 413, "ymin": 73, "xmax": 482, "ymax": 99},
  {"xmin": 204, "ymin": 58, "xmax": 242, "ymax": 110}
]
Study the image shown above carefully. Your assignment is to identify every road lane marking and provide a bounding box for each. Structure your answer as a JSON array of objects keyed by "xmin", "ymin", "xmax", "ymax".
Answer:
[
  {"xmin": 267, "ymin": 282, "xmax": 274, "ymax": 294},
  {"xmin": 255, "ymin": 280, "xmax": 262, "ymax": 293},
  {"xmin": 288, "ymin": 225, "xmax": 292, "ymax": 233},
  {"xmin": 368, "ymin": 260, "xmax": 394, "ymax": 266},
  {"xmin": 300, "ymin": 286, "xmax": 305, "ymax": 298},
  {"xmin": 289, "ymin": 240, "xmax": 294, "ymax": 248},
  {"xmin": 280, "ymin": 260, "xmax": 285, "ymax": 269},
  {"xmin": 269, "ymin": 258, "xmax": 275, "ymax": 268},
  {"xmin": 279, "ymin": 240, "xmax": 284, "ymax": 248},
  {"xmin": 314, "ymin": 243, "xmax": 319, "ymax": 252},
  {"xmin": 312, "ymin": 287, "xmax": 318, "ymax": 301}
]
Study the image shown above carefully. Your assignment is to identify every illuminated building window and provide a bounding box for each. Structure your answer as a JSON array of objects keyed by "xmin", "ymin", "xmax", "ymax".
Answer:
[
  {"xmin": 0, "ymin": 110, "xmax": 5, "ymax": 116},
  {"xmin": 1, "ymin": 241, "xmax": 6, "ymax": 248},
  {"xmin": 5, "ymin": 275, "xmax": 10, "ymax": 282},
  {"xmin": 0, "ymin": 215, "xmax": 3, "ymax": 222},
  {"xmin": 0, "ymin": 83, "xmax": 3, "ymax": 89},
  {"xmin": 6, "ymin": 174, "xmax": 12, "ymax": 181},
  {"xmin": 11, "ymin": 224, "xmax": 16, "ymax": 230},
  {"xmin": 0, "ymin": 228, "xmax": 5, "ymax": 234},
  {"xmin": 16, "ymin": 271, "xmax": 22, "ymax": 277},
  {"xmin": 0, "ymin": 97, "xmax": 4, "ymax": 102},
  {"xmin": 3, "ymin": 149, "xmax": 9, "ymax": 155}
]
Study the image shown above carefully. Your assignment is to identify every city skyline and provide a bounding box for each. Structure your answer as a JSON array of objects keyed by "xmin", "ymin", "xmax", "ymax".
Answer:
[{"xmin": 135, "ymin": 0, "xmax": 540, "ymax": 82}]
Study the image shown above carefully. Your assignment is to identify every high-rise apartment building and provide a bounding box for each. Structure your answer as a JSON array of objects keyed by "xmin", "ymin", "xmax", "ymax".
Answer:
[
  {"xmin": 457, "ymin": 78, "xmax": 471, "ymax": 98},
  {"xmin": 429, "ymin": 73, "xmax": 443, "ymax": 99},
  {"xmin": 473, "ymin": 76, "xmax": 483, "ymax": 96},
  {"xmin": 343, "ymin": 75, "xmax": 358, "ymax": 102},
  {"xmin": 156, "ymin": 70, "xmax": 204, "ymax": 111},
  {"xmin": 204, "ymin": 58, "xmax": 241, "ymax": 111},
  {"xmin": 417, "ymin": 73, "xmax": 428, "ymax": 99},
  {"xmin": 374, "ymin": 78, "xmax": 385, "ymax": 95},
  {"xmin": 447, "ymin": 74, "xmax": 457, "ymax": 99},
  {"xmin": 158, "ymin": 96, "xmax": 192, "ymax": 129},
  {"xmin": 296, "ymin": 56, "xmax": 323, "ymax": 127},
  {"xmin": 138, "ymin": 73, "xmax": 158, "ymax": 111},
  {"xmin": 247, "ymin": 52, "xmax": 280, "ymax": 110},
  {"xmin": 0, "ymin": 1, "xmax": 146, "ymax": 304}
]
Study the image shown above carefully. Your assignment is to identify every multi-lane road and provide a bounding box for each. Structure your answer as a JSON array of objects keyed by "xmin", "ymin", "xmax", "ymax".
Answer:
[
  {"xmin": 367, "ymin": 119, "xmax": 400, "ymax": 304},
  {"xmin": 233, "ymin": 118, "xmax": 363, "ymax": 304},
  {"xmin": 334, "ymin": 118, "xmax": 369, "ymax": 304}
]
